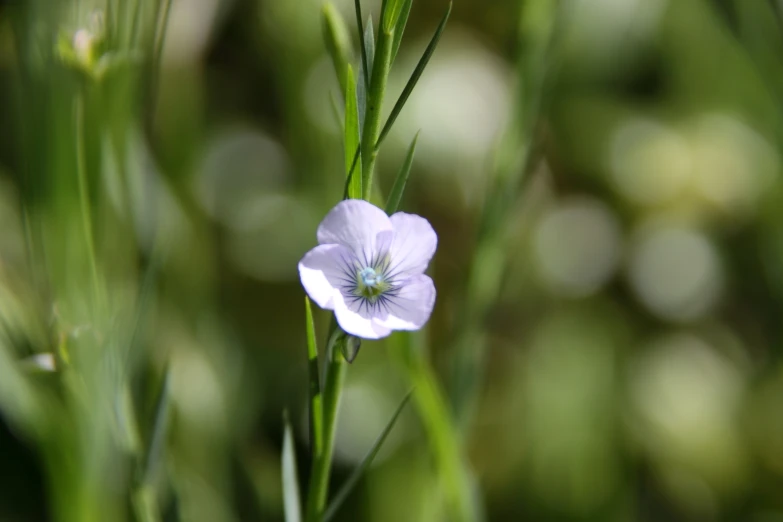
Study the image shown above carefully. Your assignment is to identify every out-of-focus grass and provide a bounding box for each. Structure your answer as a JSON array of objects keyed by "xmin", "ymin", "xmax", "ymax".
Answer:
[{"xmin": 3, "ymin": 0, "xmax": 783, "ymax": 521}]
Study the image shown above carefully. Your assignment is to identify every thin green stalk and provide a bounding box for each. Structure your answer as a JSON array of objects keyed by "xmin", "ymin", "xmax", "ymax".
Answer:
[
  {"xmin": 132, "ymin": 487, "xmax": 161, "ymax": 522},
  {"xmin": 147, "ymin": 0, "xmax": 172, "ymax": 129},
  {"xmin": 74, "ymin": 94, "xmax": 103, "ymax": 314},
  {"xmin": 360, "ymin": 21, "xmax": 394, "ymax": 200},
  {"xmin": 449, "ymin": 0, "xmax": 563, "ymax": 428},
  {"xmin": 153, "ymin": 0, "xmax": 173, "ymax": 62},
  {"xmin": 282, "ymin": 410, "xmax": 303, "ymax": 522},
  {"xmin": 410, "ymin": 365, "xmax": 474, "ymax": 522},
  {"xmin": 305, "ymin": 297, "xmax": 323, "ymax": 459},
  {"xmin": 130, "ymin": 0, "xmax": 143, "ymax": 49},
  {"xmin": 305, "ymin": 338, "xmax": 347, "ymax": 522},
  {"xmin": 323, "ymin": 390, "xmax": 412, "ymax": 522},
  {"xmin": 392, "ymin": 333, "xmax": 475, "ymax": 522}
]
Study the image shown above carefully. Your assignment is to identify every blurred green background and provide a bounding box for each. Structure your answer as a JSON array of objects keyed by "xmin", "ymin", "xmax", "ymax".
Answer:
[{"xmin": 3, "ymin": 0, "xmax": 783, "ymax": 521}]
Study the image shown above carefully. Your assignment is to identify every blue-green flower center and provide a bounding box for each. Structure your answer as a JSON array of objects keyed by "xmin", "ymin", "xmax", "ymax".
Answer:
[
  {"xmin": 360, "ymin": 267, "xmax": 380, "ymax": 286},
  {"xmin": 355, "ymin": 266, "xmax": 391, "ymax": 302}
]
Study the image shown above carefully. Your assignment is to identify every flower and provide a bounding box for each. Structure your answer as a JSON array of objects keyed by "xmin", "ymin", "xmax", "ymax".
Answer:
[{"xmin": 299, "ymin": 199, "xmax": 437, "ymax": 339}]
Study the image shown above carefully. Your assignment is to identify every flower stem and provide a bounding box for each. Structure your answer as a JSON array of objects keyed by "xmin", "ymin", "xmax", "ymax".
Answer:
[
  {"xmin": 360, "ymin": 21, "xmax": 394, "ymax": 200},
  {"xmin": 305, "ymin": 335, "xmax": 347, "ymax": 522}
]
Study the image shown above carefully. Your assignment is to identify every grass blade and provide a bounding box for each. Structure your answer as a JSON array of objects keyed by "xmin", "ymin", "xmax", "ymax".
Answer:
[
  {"xmin": 357, "ymin": 74, "xmax": 367, "ymax": 138},
  {"xmin": 385, "ymin": 131, "xmax": 419, "ymax": 214},
  {"xmin": 383, "ymin": 0, "xmax": 409, "ymax": 35},
  {"xmin": 344, "ymin": 65, "xmax": 363, "ymax": 199},
  {"xmin": 342, "ymin": 146, "xmax": 361, "ymax": 200},
  {"xmin": 132, "ymin": 365, "xmax": 171, "ymax": 522},
  {"xmin": 322, "ymin": 2, "xmax": 352, "ymax": 97},
  {"xmin": 282, "ymin": 411, "xmax": 303, "ymax": 522},
  {"xmin": 390, "ymin": 332, "xmax": 478, "ymax": 522},
  {"xmin": 376, "ymin": 1, "xmax": 451, "ymax": 150},
  {"xmin": 142, "ymin": 365, "xmax": 171, "ymax": 485},
  {"xmin": 390, "ymin": 0, "xmax": 413, "ymax": 63},
  {"xmin": 323, "ymin": 390, "xmax": 413, "ymax": 522},
  {"xmin": 305, "ymin": 297, "xmax": 323, "ymax": 459},
  {"xmin": 364, "ymin": 15, "xmax": 376, "ymax": 80},
  {"xmin": 354, "ymin": 0, "xmax": 371, "ymax": 92},
  {"xmin": 329, "ymin": 90, "xmax": 343, "ymax": 132}
]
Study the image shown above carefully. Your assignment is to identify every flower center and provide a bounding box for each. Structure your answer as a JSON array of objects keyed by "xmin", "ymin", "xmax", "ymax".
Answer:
[
  {"xmin": 360, "ymin": 267, "xmax": 380, "ymax": 286},
  {"xmin": 355, "ymin": 266, "xmax": 390, "ymax": 302}
]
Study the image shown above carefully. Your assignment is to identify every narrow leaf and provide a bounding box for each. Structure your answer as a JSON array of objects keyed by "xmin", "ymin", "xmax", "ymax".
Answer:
[
  {"xmin": 142, "ymin": 366, "xmax": 171, "ymax": 485},
  {"xmin": 323, "ymin": 391, "xmax": 413, "ymax": 522},
  {"xmin": 282, "ymin": 411, "xmax": 303, "ymax": 522},
  {"xmin": 344, "ymin": 65, "xmax": 363, "ymax": 199},
  {"xmin": 357, "ymin": 15, "xmax": 375, "ymax": 135},
  {"xmin": 342, "ymin": 146, "xmax": 361, "ymax": 200},
  {"xmin": 357, "ymin": 71, "xmax": 367, "ymax": 137},
  {"xmin": 390, "ymin": 0, "xmax": 413, "ymax": 64},
  {"xmin": 305, "ymin": 297, "xmax": 323, "ymax": 459},
  {"xmin": 383, "ymin": 0, "xmax": 408, "ymax": 34},
  {"xmin": 364, "ymin": 15, "xmax": 376, "ymax": 81},
  {"xmin": 376, "ymin": 1, "xmax": 452, "ymax": 150},
  {"xmin": 117, "ymin": 382, "xmax": 141, "ymax": 454},
  {"xmin": 379, "ymin": 0, "xmax": 390, "ymax": 29},
  {"xmin": 354, "ymin": 0, "xmax": 370, "ymax": 92},
  {"xmin": 322, "ymin": 2, "xmax": 353, "ymax": 96},
  {"xmin": 329, "ymin": 90, "xmax": 343, "ymax": 132},
  {"xmin": 385, "ymin": 131, "xmax": 419, "ymax": 214}
]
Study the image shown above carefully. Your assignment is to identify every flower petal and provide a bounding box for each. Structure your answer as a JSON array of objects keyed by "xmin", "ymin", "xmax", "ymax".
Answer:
[
  {"xmin": 317, "ymin": 200, "xmax": 393, "ymax": 263},
  {"xmin": 299, "ymin": 244, "xmax": 356, "ymax": 309},
  {"xmin": 333, "ymin": 292, "xmax": 393, "ymax": 339},
  {"xmin": 373, "ymin": 274, "xmax": 436, "ymax": 331},
  {"xmin": 387, "ymin": 212, "xmax": 438, "ymax": 279}
]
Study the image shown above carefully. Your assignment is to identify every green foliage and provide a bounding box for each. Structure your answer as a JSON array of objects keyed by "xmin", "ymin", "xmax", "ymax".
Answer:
[
  {"xmin": 355, "ymin": 0, "xmax": 371, "ymax": 92},
  {"xmin": 282, "ymin": 412, "xmax": 303, "ymax": 522},
  {"xmin": 342, "ymin": 146, "xmax": 362, "ymax": 200},
  {"xmin": 344, "ymin": 65, "xmax": 363, "ymax": 199},
  {"xmin": 376, "ymin": 2, "xmax": 452, "ymax": 150},
  {"xmin": 390, "ymin": 0, "xmax": 413, "ymax": 64},
  {"xmin": 323, "ymin": 390, "xmax": 412, "ymax": 521},
  {"xmin": 305, "ymin": 297, "xmax": 323, "ymax": 459},
  {"xmin": 385, "ymin": 131, "xmax": 419, "ymax": 214},
  {"xmin": 322, "ymin": 3, "xmax": 353, "ymax": 97},
  {"xmin": 383, "ymin": 0, "xmax": 410, "ymax": 35},
  {"xmin": 357, "ymin": 15, "xmax": 376, "ymax": 136},
  {"xmin": 305, "ymin": 334, "xmax": 347, "ymax": 522},
  {"xmin": 12, "ymin": 0, "xmax": 783, "ymax": 521}
]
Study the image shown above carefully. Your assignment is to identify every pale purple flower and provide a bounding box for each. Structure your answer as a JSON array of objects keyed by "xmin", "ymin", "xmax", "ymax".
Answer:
[{"xmin": 299, "ymin": 200, "xmax": 437, "ymax": 340}]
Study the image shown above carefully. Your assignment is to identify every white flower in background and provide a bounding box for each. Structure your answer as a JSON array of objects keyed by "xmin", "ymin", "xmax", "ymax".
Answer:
[
  {"xmin": 299, "ymin": 200, "xmax": 437, "ymax": 339},
  {"xmin": 72, "ymin": 29, "xmax": 96, "ymax": 65}
]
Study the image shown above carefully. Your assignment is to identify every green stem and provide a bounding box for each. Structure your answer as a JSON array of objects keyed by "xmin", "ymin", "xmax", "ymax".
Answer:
[
  {"xmin": 360, "ymin": 23, "xmax": 394, "ymax": 200},
  {"xmin": 146, "ymin": 0, "xmax": 172, "ymax": 135},
  {"xmin": 305, "ymin": 337, "xmax": 347, "ymax": 522},
  {"xmin": 75, "ymin": 93, "xmax": 103, "ymax": 314},
  {"xmin": 392, "ymin": 333, "xmax": 475, "ymax": 522},
  {"xmin": 132, "ymin": 487, "xmax": 161, "ymax": 522}
]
